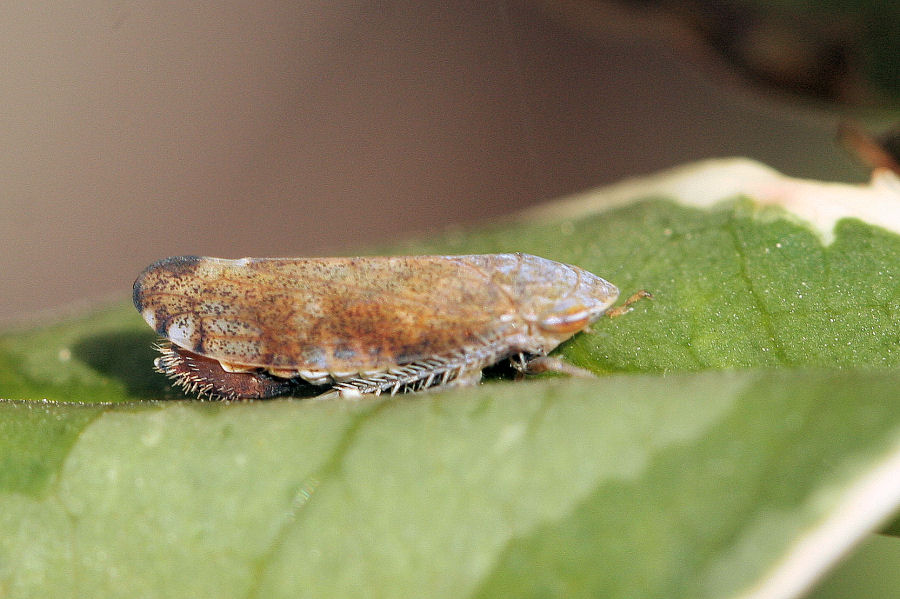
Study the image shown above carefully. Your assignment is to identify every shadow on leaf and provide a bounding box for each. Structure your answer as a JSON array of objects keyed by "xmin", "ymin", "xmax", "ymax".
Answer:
[{"xmin": 73, "ymin": 330, "xmax": 172, "ymax": 399}]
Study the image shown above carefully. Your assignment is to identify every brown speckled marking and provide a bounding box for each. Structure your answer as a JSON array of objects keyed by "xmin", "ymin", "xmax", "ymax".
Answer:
[{"xmin": 133, "ymin": 254, "xmax": 623, "ymax": 399}]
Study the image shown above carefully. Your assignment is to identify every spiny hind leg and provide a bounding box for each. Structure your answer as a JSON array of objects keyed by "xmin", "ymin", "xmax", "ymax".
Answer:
[{"xmin": 320, "ymin": 360, "xmax": 484, "ymax": 399}]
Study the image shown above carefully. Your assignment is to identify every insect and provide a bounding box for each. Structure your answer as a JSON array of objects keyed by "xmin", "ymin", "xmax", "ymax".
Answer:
[{"xmin": 133, "ymin": 254, "xmax": 643, "ymax": 400}]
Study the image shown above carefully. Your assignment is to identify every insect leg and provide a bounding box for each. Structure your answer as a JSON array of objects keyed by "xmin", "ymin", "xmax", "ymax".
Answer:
[
  {"xmin": 437, "ymin": 367, "xmax": 483, "ymax": 389},
  {"xmin": 520, "ymin": 356, "xmax": 596, "ymax": 379},
  {"xmin": 323, "ymin": 343, "xmax": 506, "ymax": 398}
]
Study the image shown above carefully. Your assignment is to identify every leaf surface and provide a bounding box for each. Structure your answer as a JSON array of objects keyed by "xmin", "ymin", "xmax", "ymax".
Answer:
[{"xmin": 1, "ymin": 159, "xmax": 899, "ymax": 598}]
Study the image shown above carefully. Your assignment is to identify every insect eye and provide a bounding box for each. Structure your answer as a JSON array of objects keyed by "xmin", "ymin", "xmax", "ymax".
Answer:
[{"xmin": 538, "ymin": 301, "xmax": 592, "ymax": 334}]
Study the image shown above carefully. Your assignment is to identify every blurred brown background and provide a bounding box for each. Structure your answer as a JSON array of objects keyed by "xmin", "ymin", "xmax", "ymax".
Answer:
[{"xmin": 0, "ymin": 0, "xmax": 883, "ymax": 325}]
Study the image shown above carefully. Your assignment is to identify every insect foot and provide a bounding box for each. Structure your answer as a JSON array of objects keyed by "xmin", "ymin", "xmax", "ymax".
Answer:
[{"xmin": 133, "ymin": 254, "xmax": 623, "ymax": 399}]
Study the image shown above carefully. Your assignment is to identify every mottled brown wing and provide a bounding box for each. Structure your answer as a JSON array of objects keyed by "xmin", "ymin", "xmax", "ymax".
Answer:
[{"xmin": 133, "ymin": 255, "xmax": 521, "ymax": 373}]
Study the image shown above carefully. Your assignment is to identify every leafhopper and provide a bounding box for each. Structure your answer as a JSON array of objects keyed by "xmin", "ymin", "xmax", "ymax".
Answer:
[{"xmin": 133, "ymin": 254, "xmax": 637, "ymax": 399}]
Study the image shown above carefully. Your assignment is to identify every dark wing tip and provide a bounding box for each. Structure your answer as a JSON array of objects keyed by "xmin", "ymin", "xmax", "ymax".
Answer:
[{"xmin": 133, "ymin": 255, "xmax": 203, "ymax": 312}]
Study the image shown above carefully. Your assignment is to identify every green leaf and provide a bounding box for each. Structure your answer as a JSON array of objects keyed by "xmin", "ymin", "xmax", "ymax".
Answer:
[
  {"xmin": 806, "ymin": 534, "xmax": 900, "ymax": 599},
  {"xmin": 0, "ymin": 372, "xmax": 898, "ymax": 598},
  {"xmin": 1, "ymin": 159, "xmax": 899, "ymax": 598}
]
